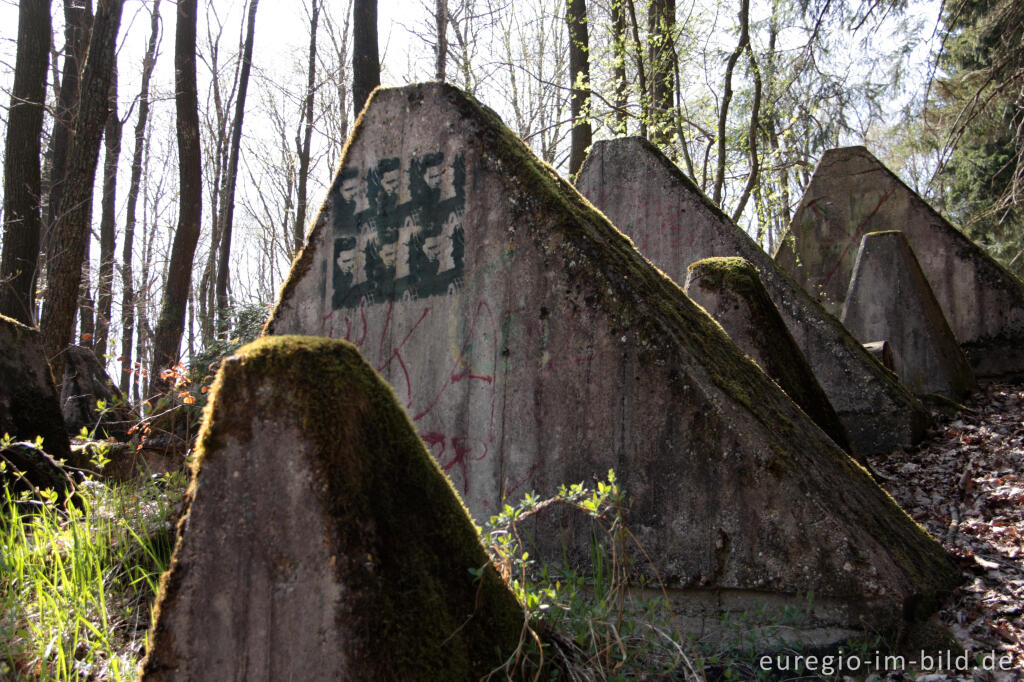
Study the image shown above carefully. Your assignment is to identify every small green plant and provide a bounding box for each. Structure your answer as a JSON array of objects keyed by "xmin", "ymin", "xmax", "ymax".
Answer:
[{"xmin": 480, "ymin": 471, "xmax": 701, "ymax": 680}]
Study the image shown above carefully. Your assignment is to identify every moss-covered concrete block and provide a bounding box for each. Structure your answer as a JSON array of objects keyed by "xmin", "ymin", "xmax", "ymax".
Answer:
[
  {"xmin": 140, "ymin": 336, "xmax": 526, "ymax": 681},
  {"xmin": 685, "ymin": 257, "xmax": 856, "ymax": 458},
  {"xmin": 775, "ymin": 146, "xmax": 1024, "ymax": 378},
  {"xmin": 265, "ymin": 83, "xmax": 958, "ymax": 644},
  {"xmin": 575, "ymin": 136, "xmax": 929, "ymax": 455},
  {"xmin": 0, "ymin": 314, "xmax": 71, "ymax": 464},
  {"xmin": 842, "ymin": 231, "xmax": 976, "ymax": 399}
]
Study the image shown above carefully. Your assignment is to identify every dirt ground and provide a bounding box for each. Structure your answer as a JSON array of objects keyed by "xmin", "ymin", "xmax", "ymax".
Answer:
[{"xmin": 873, "ymin": 381, "xmax": 1024, "ymax": 680}]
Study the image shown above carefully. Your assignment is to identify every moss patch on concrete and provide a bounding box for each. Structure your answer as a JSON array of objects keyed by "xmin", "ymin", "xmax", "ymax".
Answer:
[{"xmin": 687, "ymin": 257, "xmax": 856, "ymax": 457}]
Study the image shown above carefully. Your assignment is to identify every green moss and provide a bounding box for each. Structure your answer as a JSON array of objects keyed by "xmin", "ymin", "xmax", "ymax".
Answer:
[{"xmin": 185, "ymin": 335, "xmax": 530, "ymax": 680}]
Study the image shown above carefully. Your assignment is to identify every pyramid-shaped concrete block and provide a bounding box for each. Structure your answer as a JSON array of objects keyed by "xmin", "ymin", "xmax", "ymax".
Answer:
[
  {"xmin": 775, "ymin": 146, "xmax": 1024, "ymax": 378},
  {"xmin": 266, "ymin": 84, "xmax": 958, "ymax": 639},
  {"xmin": 842, "ymin": 231, "xmax": 976, "ymax": 399},
  {"xmin": 684, "ymin": 257, "xmax": 854, "ymax": 456},
  {"xmin": 141, "ymin": 336, "xmax": 527, "ymax": 681},
  {"xmin": 575, "ymin": 136, "xmax": 929, "ymax": 455}
]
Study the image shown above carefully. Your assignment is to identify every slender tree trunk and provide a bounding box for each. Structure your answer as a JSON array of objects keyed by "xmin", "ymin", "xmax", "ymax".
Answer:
[
  {"xmin": 40, "ymin": 0, "xmax": 123, "ymax": 381},
  {"xmin": 647, "ymin": 0, "xmax": 675, "ymax": 145},
  {"xmin": 435, "ymin": 0, "xmax": 447, "ymax": 81},
  {"xmin": 611, "ymin": 0, "xmax": 628, "ymax": 135},
  {"xmin": 730, "ymin": 21, "xmax": 762, "ymax": 222},
  {"xmin": 623, "ymin": 0, "xmax": 648, "ymax": 139},
  {"xmin": 567, "ymin": 0, "xmax": 592, "ymax": 178},
  {"xmin": 120, "ymin": 0, "xmax": 161, "ymax": 394},
  {"xmin": 216, "ymin": 0, "xmax": 260, "ymax": 335},
  {"xmin": 0, "ymin": 0, "xmax": 51, "ymax": 325},
  {"xmin": 151, "ymin": 0, "xmax": 202, "ymax": 390},
  {"xmin": 353, "ymin": 0, "xmax": 380, "ymax": 116},
  {"xmin": 95, "ymin": 61, "xmax": 120, "ymax": 358},
  {"xmin": 293, "ymin": 0, "xmax": 320, "ymax": 255},
  {"xmin": 45, "ymin": 0, "xmax": 92, "ymax": 256},
  {"xmin": 713, "ymin": 0, "xmax": 751, "ymax": 206}
]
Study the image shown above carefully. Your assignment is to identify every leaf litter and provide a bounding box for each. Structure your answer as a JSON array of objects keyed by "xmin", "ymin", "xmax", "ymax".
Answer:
[{"xmin": 873, "ymin": 381, "xmax": 1024, "ymax": 680}]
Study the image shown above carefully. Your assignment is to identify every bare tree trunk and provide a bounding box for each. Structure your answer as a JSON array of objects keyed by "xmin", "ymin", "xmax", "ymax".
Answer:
[
  {"xmin": 730, "ymin": 22, "xmax": 762, "ymax": 223},
  {"xmin": 435, "ymin": 0, "xmax": 447, "ymax": 81},
  {"xmin": 567, "ymin": 0, "xmax": 592, "ymax": 179},
  {"xmin": 216, "ymin": 0, "xmax": 260, "ymax": 335},
  {"xmin": 0, "ymin": 0, "xmax": 51, "ymax": 325},
  {"xmin": 78, "ymin": 239, "xmax": 93, "ymax": 346},
  {"xmin": 623, "ymin": 0, "xmax": 648, "ymax": 139},
  {"xmin": 610, "ymin": 0, "xmax": 628, "ymax": 135},
  {"xmin": 353, "ymin": 0, "xmax": 379, "ymax": 116},
  {"xmin": 95, "ymin": 61, "xmax": 120, "ymax": 358},
  {"xmin": 45, "ymin": 0, "xmax": 92, "ymax": 256},
  {"xmin": 120, "ymin": 0, "xmax": 161, "ymax": 394},
  {"xmin": 151, "ymin": 0, "xmax": 202, "ymax": 391},
  {"xmin": 647, "ymin": 0, "xmax": 675, "ymax": 145},
  {"xmin": 713, "ymin": 0, "xmax": 750, "ymax": 206},
  {"xmin": 40, "ymin": 0, "xmax": 123, "ymax": 381},
  {"xmin": 292, "ymin": 0, "xmax": 320, "ymax": 256}
]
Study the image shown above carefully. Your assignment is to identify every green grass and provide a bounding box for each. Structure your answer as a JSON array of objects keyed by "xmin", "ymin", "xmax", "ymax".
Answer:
[{"xmin": 0, "ymin": 472, "xmax": 185, "ymax": 680}]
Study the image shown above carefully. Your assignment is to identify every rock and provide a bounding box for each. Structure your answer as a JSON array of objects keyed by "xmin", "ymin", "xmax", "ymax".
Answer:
[
  {"xmin": 141, "ymin": 336, "xmax": 527, "ymax": 681},
  {"xmin": 60, "ymin": 345, "xmax": 133, "ymax": 440},
  {"xmin": 575, "ymin": 136, "xmax": 930, "ymax": 455},
  {"xmin": 775, "ymin": 146, "xmax": 1024, "ymax": 379},
  {"xmin": 841, "ymin": 231, "xmax": 977, "ymax": 399},
  {"xmin": 264, "ymin": 82, "xmax": 959, "ymax": 646},
  {"xmin": 0, "ymin": 441, "xmax": 75, "ymax": 505},
  {"xmin": 684, "ymin": 256, "xmax": 857, "ymax": 459},
  {"xmin": 0, "ymin": 314, "xmax": 72, "ymax": 465},
  {"xmin": 864, "ymin": 341, "xmax": 896, "ymax": 373}
]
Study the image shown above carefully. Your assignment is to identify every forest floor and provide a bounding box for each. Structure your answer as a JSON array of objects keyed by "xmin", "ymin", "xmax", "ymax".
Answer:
[{"xmin": 873, "ymin": 381, "xmax": 1024, "ymax": 680}]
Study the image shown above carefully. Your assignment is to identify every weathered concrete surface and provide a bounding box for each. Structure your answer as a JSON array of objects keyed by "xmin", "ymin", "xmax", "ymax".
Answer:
[
  {"xmin": 575, "ymin": 136, "xmax": 929, "ymax": 455},
  {"xmin": 775, "ymin": 146, "xmax": 1024, "ymax": 378},
  {"xmin": 266, "ymin": 83, "xmax": 959, "ymax": 641},
  {"xmin": 61, "ymin": 345, "xmax": 132, "ymax": 440},
  {"xmin": 842, "ymin": 231, "xmax": 977, "ymax": 399},
  {"xmin": 684, "ymin": 256, "xmax": 855, "ymax": 458},
  {"xmin": 0, "ymin": 315, "xmax": 72, "ymax": 464},
  {"xmin": 141, "ymin": 336, "xmax": 526, "ymax": 682}
]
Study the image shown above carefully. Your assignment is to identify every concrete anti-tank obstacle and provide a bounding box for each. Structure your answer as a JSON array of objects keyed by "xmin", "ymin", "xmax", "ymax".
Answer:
[
  {"xmin": 684, "ymin": 257, "xmax": 854, "ymax": 457},
  {"xmin": 842, "ymin": 230, "xmax": 977, "ymax": 399},
  {"xmin": 140, "ymin": 336, "xmax": 527, "ymax": 681},
  {"xmin": 775, "ymin": 146, "xmax": 1024, "ymax": 378},
  {"xmin": 575, "ymin": 136, "xmax": 929, "ymax": 456},
  {"xmin": 265, "ymin": 83, "xmax": 958, "ymax": 644}
]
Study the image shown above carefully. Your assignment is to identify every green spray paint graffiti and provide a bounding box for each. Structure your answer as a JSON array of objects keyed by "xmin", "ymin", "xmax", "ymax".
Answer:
[{"xmin": 331, "ymin": 152, "xmax": 466, "ymax": 308}]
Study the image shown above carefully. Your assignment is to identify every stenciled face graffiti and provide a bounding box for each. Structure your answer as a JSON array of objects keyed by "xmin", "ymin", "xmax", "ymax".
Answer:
[{"xmin": 330, "ymin": 151, "xmax": 466, "ymax": 309}]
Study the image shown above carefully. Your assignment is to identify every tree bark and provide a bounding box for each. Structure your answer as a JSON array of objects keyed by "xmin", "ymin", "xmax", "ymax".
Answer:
[
  {"xmin": 0, "ymin": 0, "xmax": 51, "ymax": 325},
  {"xmin": 647, "ymin": 0, "xmax": 675, "ymax": 145},
  {"xmin": 151, "ymin": 0, "xmax": 202, "ymax": 390},
  {"xmin": 435, "ymin": 0, "xmax": 447, "ymax": 81},
  {"xmin": 120, "ymin": 0, "xmax": 161, "ymax": 394},
  {"xmin": 610, "ymin": 0, "xmax": 628, "ymax": 135},
  {"xmin": 567, "ymin": 0, "xmax": 592, "ymax": 179},
  {"xmin": 292, "ymin": 0, "xmax": 320, "ymax": 256},
  {"xmin": 95, "ymin": 61, "xmax": 121, "ymax": 358},
  {"xmin": 45, "ymin": 0, "xmax": 92, "ymax": 256},
  {"xmin": 40, "ymin": 0, "xmax": 123, "ymax": 382},
  {"xmin": 352, "ymin": 0, "xmax": 380, "ymax": 116},
  {"xmin": 713, "ymin": 0, "xmax": 751, "ymax": 206},
  {"xmin": 216, "ymin": 0, "xmax": 260, "ymax": 335}
]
